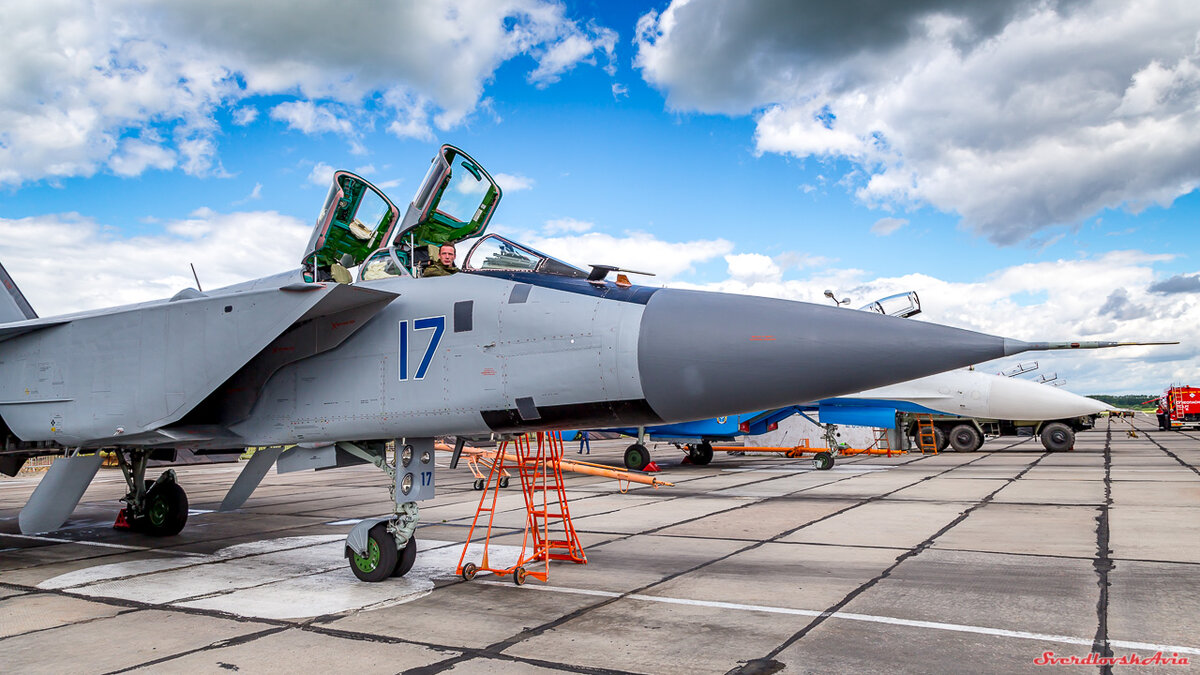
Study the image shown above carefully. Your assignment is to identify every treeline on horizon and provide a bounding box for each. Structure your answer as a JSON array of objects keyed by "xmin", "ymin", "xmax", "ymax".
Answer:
[{"xmin": 1088, "ymin": 394, "xmax": 1158, "ymax": 409}]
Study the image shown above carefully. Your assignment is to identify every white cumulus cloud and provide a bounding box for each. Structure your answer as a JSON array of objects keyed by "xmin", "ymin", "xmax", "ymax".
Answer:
[
  {"xmin": 524, "ymin": 230, "xmax": 734, "ymax": 281},
  {"xmin": 494, "ymin": 173, "xmax": 535, "ymax": 192},
  {"xmin": 308, "ymin": 162, "xmax": 336, "ymax": 187},
  {"xmin": 0, "ymin": 0, "xmax": 617, "ymax": 186},
  {"xmin": 0, "ymin": 210, "xmax": 309, "ymax": 314},
  {"xmin": 542, "ymin": 218, "xmax": 593, "ymax": 234},
  {"xmin": 871, "ymin": 217, "xmax": 908, "ymax": 236},
  {"xmin": 528, "ymin": 26, "xmax": 618, "ymax": 87},
  {"xmin": 635, "ymin": 0, "xmax": 1200, "ymax": 245},
  {"xmin": 269, "ymin": 101, "xmax": 355, "ymax": 136}
]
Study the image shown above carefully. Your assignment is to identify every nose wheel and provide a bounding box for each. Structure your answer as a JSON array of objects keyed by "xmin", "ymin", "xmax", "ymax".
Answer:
[
  {"xmin": 812, "ymin": 451, "xmax": 835, "ymax": 471},
  {"xmin": 347, "ymin": 522, "xmax": 419, "ymax": 582}
]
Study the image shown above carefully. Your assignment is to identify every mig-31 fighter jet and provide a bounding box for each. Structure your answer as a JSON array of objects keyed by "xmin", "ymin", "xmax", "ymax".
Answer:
[{"xmin": 0, "ymin": 145, "xmax": 1167, "ymax": 581}]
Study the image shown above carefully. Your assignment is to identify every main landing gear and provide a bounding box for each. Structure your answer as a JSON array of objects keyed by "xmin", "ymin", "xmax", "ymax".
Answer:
[
  {"xmin": 114, "ymin": 450, "xmax": 189, "ymax": 536},
  {"xmin": 624, "ymin": 443, "xmax": 651, "ymax": 471},
  {"xmin": 625, "ymin": 440, "xmax": 716, "ymax": 470}
]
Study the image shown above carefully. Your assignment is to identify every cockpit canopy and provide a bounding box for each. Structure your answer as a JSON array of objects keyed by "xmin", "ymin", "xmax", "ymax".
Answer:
[
  {"xmin": 402, "ymin": 146, "xmax": 501, "ymax": 250},
  {"xmin": 302, "ymin": 145, "xmax": 502, "ymax": 282},
  {"xmin": 302, "ymin": 171, "xmax": 400, "ymax": 279},
  {"xmin": 462, "ymin": 234, "xmax": 588, "ymax": 278}
]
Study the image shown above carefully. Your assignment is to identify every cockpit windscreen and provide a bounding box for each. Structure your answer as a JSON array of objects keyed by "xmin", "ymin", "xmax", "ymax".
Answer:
[{"xmin": 463, "ymin": 234, "xmax": 588, "ymax": 278}]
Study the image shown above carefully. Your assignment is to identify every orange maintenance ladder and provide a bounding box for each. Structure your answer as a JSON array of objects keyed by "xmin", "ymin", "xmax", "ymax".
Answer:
[
  {"xmin": 873, "ymin": 427, "xmax": 894, "ymax": 457},
  {"xmin": 456, "ymin": 431, "xmax": 586, "ymax": 585},
  {"xmin": 915, "ymin": 414, "xmax": 939, "ymax": 454}
]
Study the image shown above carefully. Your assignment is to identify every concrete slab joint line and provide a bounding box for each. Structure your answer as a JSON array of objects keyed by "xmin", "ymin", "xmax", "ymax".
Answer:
[
  {"xmin": 3, "ymin": 429, "xmax": 1197, "ymax": 673},
  {"xmin": 1144, "ymin": 428, "xmax": 1200, "ymax": 477},
  {"xmin": 467, "ymin": 580, "xmax": 1200, "ymax": 658},
  {"xmin": 1090, "ymin": 422, "xmax": 1115, "ymax": 663},
  {"xmin": 748, "ymin": 449, "xmax": 1050, "ymax": 663},
  {"xmin": 395, "ymin": 454, "xmax": 911, "ymax": 675}
]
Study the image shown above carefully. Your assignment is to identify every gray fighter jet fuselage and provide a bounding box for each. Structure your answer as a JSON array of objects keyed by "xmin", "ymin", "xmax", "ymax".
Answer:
[
  {"xmin": 0, "ymin": 270, "xmax": 1039, "ymax": 449},
  {"xmin": 0, "ymin": 145, "xmax": 1166, "ymax": 582}
]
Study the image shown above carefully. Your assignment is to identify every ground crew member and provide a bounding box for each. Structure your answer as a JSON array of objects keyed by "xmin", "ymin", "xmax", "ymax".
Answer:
[
  {"xmin": 424, "ymin": 243, "xmax": 459, "ymax": 277},
  {"xmin": 1157, "ymin": 404, "xmax": 1169, "ymax": 430}
]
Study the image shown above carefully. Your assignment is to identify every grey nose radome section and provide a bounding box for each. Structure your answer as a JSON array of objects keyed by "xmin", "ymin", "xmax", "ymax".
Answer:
[{"xmin": 636, "ymin": 289, "xmax": 1016, "ymax": 422}]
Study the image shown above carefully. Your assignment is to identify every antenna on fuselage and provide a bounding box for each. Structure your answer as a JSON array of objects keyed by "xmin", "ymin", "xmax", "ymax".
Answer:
[{"xmin": 190, "ymin": 263, "xmax": 203, "ymax": 292}]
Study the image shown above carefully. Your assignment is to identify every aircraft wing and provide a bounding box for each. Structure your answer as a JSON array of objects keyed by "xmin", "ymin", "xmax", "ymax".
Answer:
[
  {"xmin": 0, "ymin": 282, "xmax": 398, "ymax": 446},
  {"xmin": 0, "ymin": 317, "xmax": 72, "ymax": 342}
]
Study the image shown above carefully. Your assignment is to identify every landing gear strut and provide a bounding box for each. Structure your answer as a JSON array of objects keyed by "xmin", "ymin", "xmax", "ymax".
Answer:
[
  {"xmin": 687, "ymin": 441, "xmax": 714, "ymax": 465},
  {"xmin": 812, "ymin": 421, "xmax": 842, "ymax": 470},
  {"xmin": 341, "ymin": 439, "xmax": 435, "ymax": 582},
  {"xmin": 624, "ymin": 426, "xmax": 652, "ymax": 470},
  {"xmin": 114, "ymin": 450, "xmax": 189, "ymax": 536}
]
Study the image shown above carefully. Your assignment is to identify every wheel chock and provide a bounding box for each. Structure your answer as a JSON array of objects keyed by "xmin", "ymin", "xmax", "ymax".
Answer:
[
  {"xmin": 643, "ymin": 462, "xmax": 661, "ymax": 473},
  {"xmin": 113, "ymin": 508, "xmax": 132, "ymax": 530},
  {"xmin": 680, "ymin": 456, "xmax": 693, "ymax": 465}
]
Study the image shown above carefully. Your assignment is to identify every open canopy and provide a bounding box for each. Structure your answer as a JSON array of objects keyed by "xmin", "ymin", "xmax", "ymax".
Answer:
[
  {"xmin": 302, "ymin": 145, "xmax": 502, "ymax": 281},
  {"xmin": 397, "ymin": 145, "xmax": 501, "ymax": 250},
  {"xmin": 301, "ymin": 171, "xmax": 401, "ymax": 279}
]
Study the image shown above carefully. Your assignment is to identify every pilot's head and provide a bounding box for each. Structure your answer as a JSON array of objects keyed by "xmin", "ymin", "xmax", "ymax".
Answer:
[{"xmin": 439, "ymin": 244, "xmax": 456, "ymax": 266}]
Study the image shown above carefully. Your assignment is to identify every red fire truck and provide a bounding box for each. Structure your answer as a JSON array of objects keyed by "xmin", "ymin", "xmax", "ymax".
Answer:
[{"xmin": 1164, "ymin": 386, "xmax": 1200, "ymax": 430}]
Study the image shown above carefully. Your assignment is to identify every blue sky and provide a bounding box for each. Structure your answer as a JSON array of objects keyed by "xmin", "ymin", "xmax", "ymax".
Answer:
[{"xmin": 1, "ymin": 0, "xmax": 1198, "ymax": 394}]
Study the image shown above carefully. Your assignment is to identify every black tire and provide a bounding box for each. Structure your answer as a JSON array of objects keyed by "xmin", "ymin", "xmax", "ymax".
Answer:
[
  {"xmin": 624, "ymin": 443, "xmax": 650, "ymax": 471},
  {"xmin": 692, "ymin": 441, "xmax": 714, "ymax": 466},
  {"xmin": 971, "ymin": 433, "xmax": 986, "ymax": 452},
  {"xmin": 948, "ymin": 424, "xmax": 981, "ymax": 453},
  {"xmin": 1040, "ymin": 422, "xmax": 1075, "ymax": 452},
  {"xmin": 349, "ymin": 523, "xmax": 398, "ymax": 583},
  {"xmin": 499, "ymin": 476, "xmax": 510, "ymax": 489},
  {"xmin": 910, "ymin": 427, "xmax": 948, "ymax": 452},
  {"xmin": 137, "ymin": 480, "xmax": 189, "ymax": 536},
  {"xmin": 513, "ymin": 566, "xmax": 527, "ymax": 585},
  {"xmin": 392, "ymin": 536, "xmax": 417, "ymax": 577},
  {"xmin": 473, "ymin": 478, "xmax": 485, "ymax": 491},
  {"xmin": 812, "ymin": 451, "xmax": 834, "ymax": 471},
  {"xmin": 934, "ymin": 427, "xmax": 948, "ymax": 452}
]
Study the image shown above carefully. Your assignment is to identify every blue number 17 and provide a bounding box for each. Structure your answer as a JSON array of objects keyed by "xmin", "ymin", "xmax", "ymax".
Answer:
[{"xmin": 399, "ymin": 315, "xmax": 446, "ymax": 381}]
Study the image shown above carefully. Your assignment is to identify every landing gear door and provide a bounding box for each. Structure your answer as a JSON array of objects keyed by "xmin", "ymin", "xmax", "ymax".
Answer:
[
  {"xmin": 390, "ymin": 145, "xmax": 503, "ymax": 273},
  {"xmin": 302, "ymin": 172, "xmax": 401, "ymax": 282}
]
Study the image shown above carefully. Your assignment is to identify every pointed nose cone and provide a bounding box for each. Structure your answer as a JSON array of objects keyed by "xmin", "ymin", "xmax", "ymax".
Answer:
[
  {"xmin": 637, "ymin": 289, "xmax": 1021, "ymax": 422},
  {"xmin": 988, "ymin": 376, "xmax": 1110, "ymax": 419}
]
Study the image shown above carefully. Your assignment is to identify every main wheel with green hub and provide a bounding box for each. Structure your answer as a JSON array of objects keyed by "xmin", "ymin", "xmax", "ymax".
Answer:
[
  {"xmin": 624, "ymin": 443, "xmax": 650, "ymax": 470},
  {"xmin": 135, "ymin": 480, "xmax": 189, "ymax": 536},
  {"xmin": 348, "ymin": 523, "xmax": 398, "ymax": 582}
]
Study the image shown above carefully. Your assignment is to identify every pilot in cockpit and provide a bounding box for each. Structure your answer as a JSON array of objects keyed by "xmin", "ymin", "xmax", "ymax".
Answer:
[{"xmin": 423, "ymin": 243, "xmax": 460, "ymax": 277}]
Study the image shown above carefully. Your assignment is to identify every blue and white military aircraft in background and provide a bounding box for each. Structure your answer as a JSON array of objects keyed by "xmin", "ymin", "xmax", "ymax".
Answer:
[{"xmin": 605, "ymin": 368, "xmax": 1111, "ymax": 470}]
